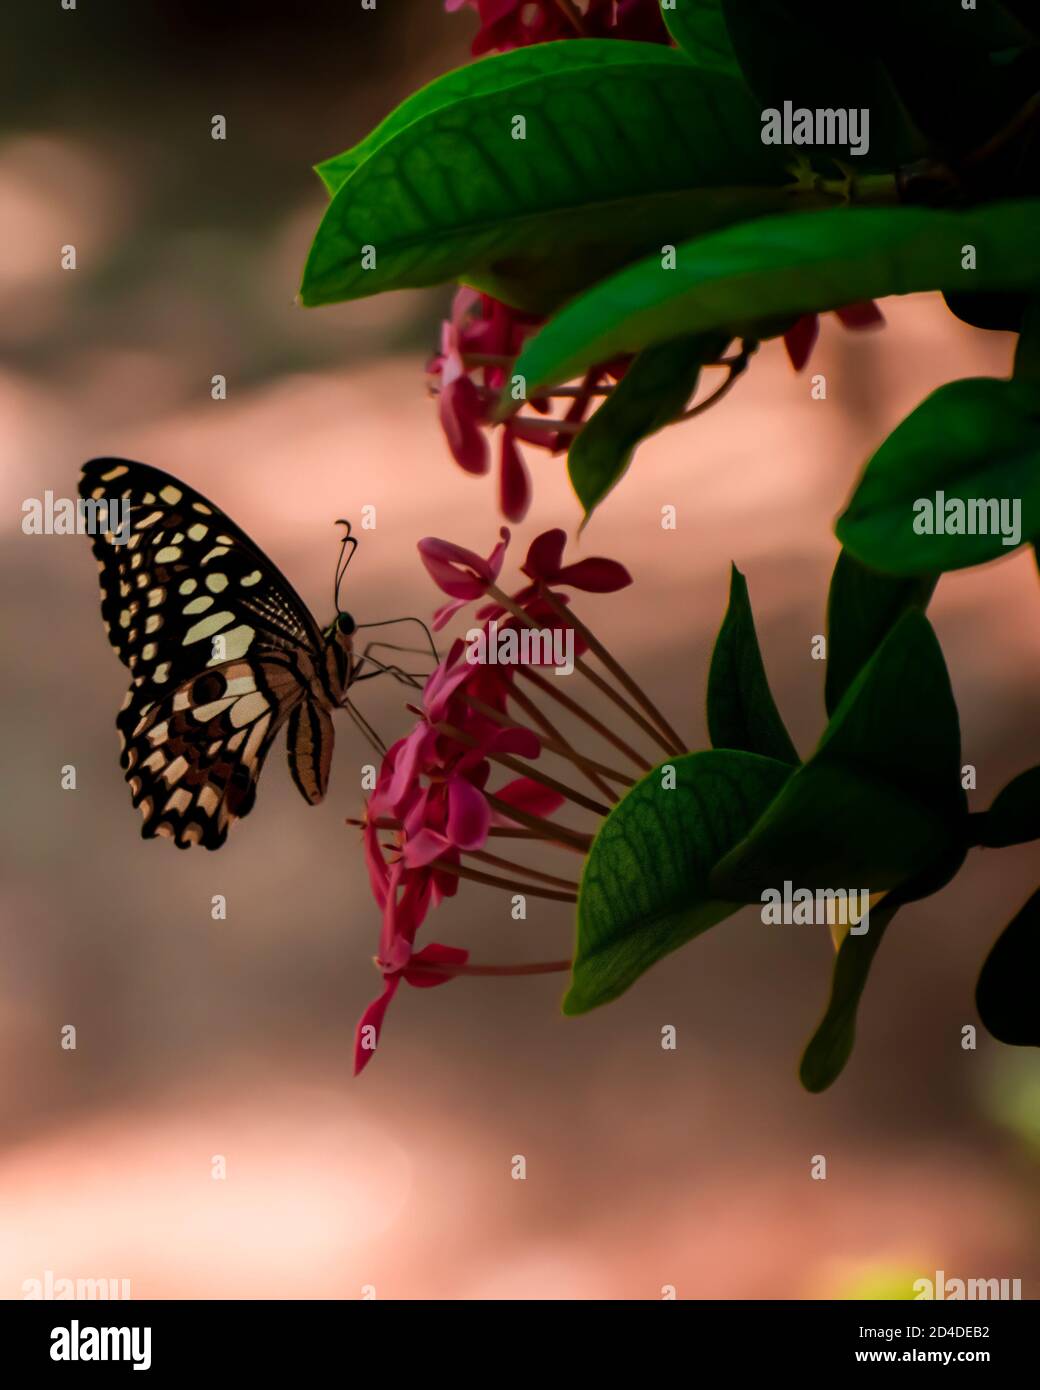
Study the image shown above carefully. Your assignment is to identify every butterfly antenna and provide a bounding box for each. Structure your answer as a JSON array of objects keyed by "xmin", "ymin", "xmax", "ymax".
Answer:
[{"xmin": 333, "ymin": 519, "xmax": 358, "ymax": 613}]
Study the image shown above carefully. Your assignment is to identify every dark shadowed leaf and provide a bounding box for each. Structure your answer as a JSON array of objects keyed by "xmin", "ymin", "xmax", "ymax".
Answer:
[
  {"xmin": 976, "ymin": 887, "xmax": 1040, "ymax": 1046},
  {"xmin": 707, "ymin": 564, "xmax": 799, "ymax": 764},
  {"xmin": 301, "ymin": 41, "xmax": 792, "ymax": 313},
  {"xmin": 710, "ymin": 611, "xmax": 966, "ymax": 899},
  {"xmin": 980, "ymin": 766, "xmax": 1040, "ymax": 847},
  {"xmin": 661, "ymin": 0, "xmax": 741, "ymax": 76},
  {"xmin": 799, "ymin": 893, "xmax": 902, "ymax": 1091},
  {"xmin": 720, "ymin": 0, "xmax": 921, "ymax": 166},
  {"xmin": 567, "ymin": 333, "xmax": 727, "ymax": 523},
  {"xmin": 514, "ymin": 202, "xmax": 1040, "ymax": 391},
  {"xmin": 837, "ymin": 377, "xmax": 1040, "ymax": 574},
  {"xmin": 825, "ymin": 549, "xmax": 937, "ymax": 716},
  {"xmin": 565, "ymin": 750, "xmax": 792, "ymax": 1014}
]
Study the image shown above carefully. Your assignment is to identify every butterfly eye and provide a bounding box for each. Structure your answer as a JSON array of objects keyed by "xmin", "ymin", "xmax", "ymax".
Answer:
[{"xmin": 337, "ymin": 612, "xmax": 356, "ymax": 636}]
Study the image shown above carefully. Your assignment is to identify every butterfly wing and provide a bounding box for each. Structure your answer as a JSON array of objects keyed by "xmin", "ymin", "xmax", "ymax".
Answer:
[{"xmin": 80, "ymin": 457, "xmax": 332, "ymax": 849}]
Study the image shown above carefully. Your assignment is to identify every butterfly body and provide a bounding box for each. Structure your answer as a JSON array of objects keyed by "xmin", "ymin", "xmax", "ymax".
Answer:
[{"xmin": 80, "ymin": 457, "xmax": 360, "ymax": 849}]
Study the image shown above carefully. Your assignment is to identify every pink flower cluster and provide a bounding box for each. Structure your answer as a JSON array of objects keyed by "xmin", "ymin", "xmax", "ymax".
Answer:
[
  {"xmin": 446, "ymin": 0, "xmax": 669, "ymax": 56},
  {"xmin": 428, "ymin": 289, "xmax": 621, "ymax": 522},
  {"xmin": 354, "ymin": 526, "xmax": 631, "ymax": 1073}
]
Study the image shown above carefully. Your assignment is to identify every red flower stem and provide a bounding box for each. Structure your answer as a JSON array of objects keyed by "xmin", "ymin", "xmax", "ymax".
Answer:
[
  {"xmin": 505, "ymin": 415, "xmax": 583, "ymax": 437},
  {"xmin": 435, "ymin": 721, "xmax": 611, "ymax": 817},
  {"xmin": 463, "ymin": 693, "xmax": 627, "ymax": 797},
  {"xmin": 467, "ymin": 848, "xmax": 579, "ymax": 891},
  {"xmin": 432, "ymin": 857, "xmax": 577, "ymax": 903},
  {"xmin": 486, "ymin": 584, "xmax": 677, "ymax": 757},
  {"xmin": 414, "ymin": 958, "xmax": 572, "ymax": 978},
  {"xmin": 538, "ymin": 588, "xmax": 686, "ymax": 755},
  {"xmin": 482, "ymin": 792, "xmax": 592, "ymax": 853},
  {"xmin": 517, "ymin": 667, "xmax": 652, "ymax": 772}
]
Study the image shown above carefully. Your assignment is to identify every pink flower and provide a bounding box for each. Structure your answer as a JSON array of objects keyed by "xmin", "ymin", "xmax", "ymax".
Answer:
[
  {"xmin": 354, "ymin": 942, "xmax": 469, "ymax": 1076},
  {"xmin": 447, "ymin": 0, "xmax": 669, "ymax": 56},
  {"xmin": 520, "ymin": 528, "xmax": 632, "ymax": 595},
  {"xmin": 418, "ymin": 527, "xmax": 511, "ymax": 628},
  {"xmin": 783, "ymin": 301, "xmax": 885, "ymax": 371}
]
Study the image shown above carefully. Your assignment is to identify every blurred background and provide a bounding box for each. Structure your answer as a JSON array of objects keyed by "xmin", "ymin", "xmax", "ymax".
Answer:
[{"xmin": 2, "ymin": 1, "xmax": 1038, "ymax": 1300}]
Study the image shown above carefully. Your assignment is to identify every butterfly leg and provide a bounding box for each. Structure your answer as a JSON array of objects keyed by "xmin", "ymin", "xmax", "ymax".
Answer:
[{"xmin": 353, "ymin": 615, "xmax": 440, "ymax": 665}]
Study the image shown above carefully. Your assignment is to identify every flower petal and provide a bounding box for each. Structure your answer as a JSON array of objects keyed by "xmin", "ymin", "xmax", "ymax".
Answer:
[
  {"xmin": 353, "ymin": 975, "xmax": 401, "ymax": 1076},
  {"xmin": 446, "ymin": 774, "xmax": 492, "ymax": 850},
  {"xmin": 439, "ymin": 375, "xmax": 490, "ymax": 475},
  {"xmin": 499, "ymin": 428, "xmax": 531, "ymax": 523},
  {"xmin": 404, "ymin": 942, "xmax": 470, "ymax": 988},
  {"xmin": 783, "ymin": 314, "xmax": 819, "ymax": 372},
  {"xmin": 491, "ymin": 775, "xmax": 566, "ymax": 823},
  {"xmin": 418, "ymin": 528, "xmax": 510, "ymax": 599}
]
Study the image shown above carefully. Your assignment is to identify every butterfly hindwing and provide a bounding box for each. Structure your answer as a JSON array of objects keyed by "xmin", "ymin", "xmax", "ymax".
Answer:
[{"xmin": 81, "ymin": 458, "xmax": 340, "ymax": 849}]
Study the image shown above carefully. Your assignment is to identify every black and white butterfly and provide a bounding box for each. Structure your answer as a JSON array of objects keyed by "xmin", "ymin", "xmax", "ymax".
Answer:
[{"xmin": 80, "ymin": 457, "xmax": 427, "ymax": 850}]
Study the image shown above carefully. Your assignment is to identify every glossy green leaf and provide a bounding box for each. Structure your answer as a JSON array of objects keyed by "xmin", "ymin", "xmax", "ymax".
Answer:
[
  {"xmin": 980, "ymin": 766, "xmax": 1040, "ymax": 847},
  {"xmin": 313, "ymin": 42, "xmax": 657, "ymax": 197},
  {"xmin": 565, "ymin": 750, "xmax": 793, "ymax": 1014},
  {"xmin": 976, "ymin": 887, "xmax": 1040, "ymax": 1046},
  {"xmin": 710, "ymin": 611, "xmax": 966, "ymax": 900},
  {"xmin": 837, "ymin": 378, "xmax": 1040, "ymax": 575},
  {"xmin": 707, "ymin": 563, "xmax": 799, "ymax": 764},
  {"xmin": 300, "ymin": 41, "xmax": 794, "ymax": 313},
  {"xmin": 825, "ymin": 549, "xmax": 937, "ymax": 717},
  {"xmin": 514, "ymin": 201, "xmax": 1040, "ymax": 392},
  {"xmin": 799, "ymin": 893, "xmax": 902, "ymax": 1092},
  {"xmin": 567, "ymin": 333, "xmax": 726, "ymax": 524},
  {"xmin": 661, "ymin": 0, "xmax": 740, "ymax": 76}
]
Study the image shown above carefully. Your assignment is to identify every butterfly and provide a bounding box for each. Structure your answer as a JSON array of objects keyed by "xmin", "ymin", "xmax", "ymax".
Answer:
[{"xmin": 80, "ymin": 457, "xmax": 426, "ymax": 850}]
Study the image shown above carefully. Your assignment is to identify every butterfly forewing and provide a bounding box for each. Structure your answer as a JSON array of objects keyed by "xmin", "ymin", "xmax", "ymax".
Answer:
[{"xmin": 80, "ymin": 458, "xmax": 340, "ymax": 849}]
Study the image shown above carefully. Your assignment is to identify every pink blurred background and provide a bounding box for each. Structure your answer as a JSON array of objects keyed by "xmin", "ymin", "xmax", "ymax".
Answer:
[{"xmin": 2, "ymin": 2, "xmax": 1039, "ymax": 1300}]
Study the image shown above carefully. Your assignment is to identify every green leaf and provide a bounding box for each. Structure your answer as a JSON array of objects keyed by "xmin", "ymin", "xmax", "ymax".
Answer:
[
  {"xmin": 707, "ymin": 563, "xmax": 799, "ymax": 764},
  {"xmin": 300, "ymin": 40, "xmax": 795, "ymax": 313},
  {"xmin": 837, "ymin": 378, "xmax": 1040, "ymax": 575},
  {"xmin": 710, "ymin": 611, "xmax": 967, "ymax": 900},
  {"xmin": 313, "ymin": 42, "xmax": 651, "ymax": 197},
  {"xmin": 976, "ymin": 887, "xmax": 1040, "ymax": 1046},
  {"xmin": 565, "ymin": 750, "xmax": 793, "ymax": 1014},
  {"xmin": 980, "ymin": 766, "xmax": 1040, "ymax": 848},
  {"xmin": 720, "ymin": 0, "xmax": 922, "ymax": 167},
  {"xmin": 661, "ymin": 0, "xmax": 741, "ymax": 76},
  {"xmin": 567, "ymin": 333, "xmax": 726, "ymax": 523},
  {"xmin": 799, "ymin": 893, "xmax": 902, "ymax": 1092},
  {"xmin": 1013, "ymin": 295, "xmax": 1040, "ymax": 387},
  {"xmin": 514, "ymin": 201, "xmax": 1040, "ymax": 392},
  {"xmin": 825, "ymin": 549, "xmax": 937, "ymax": 717},
  {"xmin": 771, "ymin": 0, "xmax": 1031, "ymax": 150}
]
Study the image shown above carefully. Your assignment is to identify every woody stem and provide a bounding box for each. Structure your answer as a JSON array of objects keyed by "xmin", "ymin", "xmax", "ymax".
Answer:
[
  {"xmin": 539, "ymin": 588, "xmax": 686, "ymax": 754},
  {"xmin": 517, "ymin": 668, "xmax": 652, "ymax": 772},
  {"xmin": 486, "ymin": 584, "xmax": 677, "ymax": 758},
  {"xmin": 482, "ymin": 792, "xmax": 591, "ymax": 853},
  {"xmin": 464, "ymin": 694, "xmax": 627, "ymax": 797},
  {"xmin": 433, "ymin": 857, "xmax": 577, "ymax": 903},
  {"xmin": 467, "ymin": 848, "xmax": 579, "ymax": 891},
  {"xmin": 436, "ymin": 721, "xmax": 611, "ymax": 816}
]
